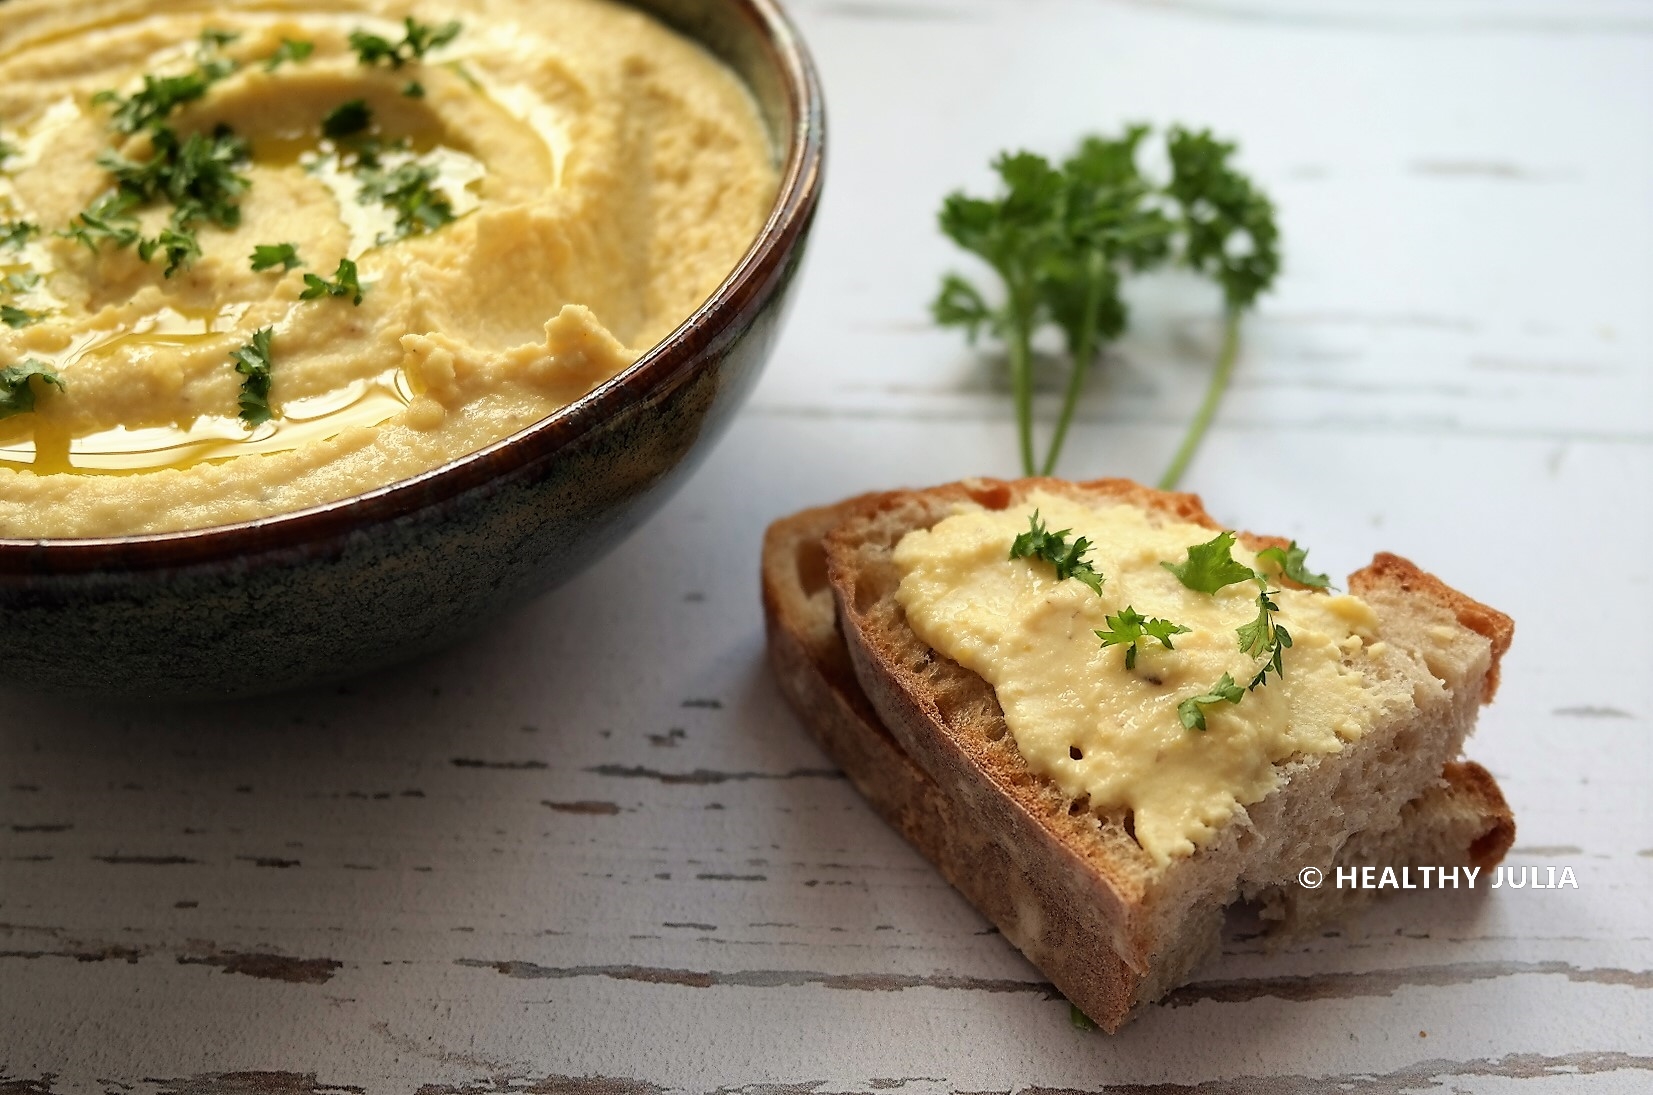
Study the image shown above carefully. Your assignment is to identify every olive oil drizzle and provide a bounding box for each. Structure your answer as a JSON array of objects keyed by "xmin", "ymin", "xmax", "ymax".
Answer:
[{"xmin": 0, "ymin": 14, "xmax": 575, "ymax": 477}]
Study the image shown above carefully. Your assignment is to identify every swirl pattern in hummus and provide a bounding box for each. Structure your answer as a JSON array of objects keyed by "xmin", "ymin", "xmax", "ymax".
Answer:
[{"xmin": 0, "ymin": 0, "xmax": 777, "ymax": 536}]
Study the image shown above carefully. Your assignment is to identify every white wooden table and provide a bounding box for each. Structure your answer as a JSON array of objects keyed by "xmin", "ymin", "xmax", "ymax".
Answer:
[{"xmin": 4, "ymin": 0, "xmax": 1651, "ymax": 1090}]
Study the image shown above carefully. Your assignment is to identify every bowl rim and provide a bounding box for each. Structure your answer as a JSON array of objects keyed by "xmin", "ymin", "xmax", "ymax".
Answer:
[{"xmin": 0, "ymin": 0, "xmax": 825, "ymax": 569}]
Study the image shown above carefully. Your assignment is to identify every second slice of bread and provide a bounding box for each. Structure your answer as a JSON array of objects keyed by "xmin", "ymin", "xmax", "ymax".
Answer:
[{"xmin": 821, "ymin": 477, "xmax": 1514, "ymax": 1028}]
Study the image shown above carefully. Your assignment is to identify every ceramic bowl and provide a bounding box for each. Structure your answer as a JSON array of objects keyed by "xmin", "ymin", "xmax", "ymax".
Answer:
[{"xmin": 0, "ymin": 0, "xmax": 824, "ymax": 699}]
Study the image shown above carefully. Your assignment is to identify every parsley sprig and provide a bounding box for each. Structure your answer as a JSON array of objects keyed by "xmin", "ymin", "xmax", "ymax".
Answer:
[
  {"xmin": 1160, "ymin": 530, "xmax": 1255, "ymax": 593},
  {"xmin": 301, "ymin": 258, "xmax": 364, "ymax": 305},
  {"xmin": 1256, "ymin": 541, "xmax": 1331, "ymax": 588},
  {"xmin": 1, "ymin": 221, "xmax": 37, "ymax": 250},
  {"xmin": 264, "ymin": 38, "xmax": 315, "ymax": 71},
  {"xmin": 1008, "ymin": 510, "xmax": 1105, "ymax": 595},
  {"xmin": 349, "ymin": 18, "xmax": 461, "ymax": 68},
  {"xmin": 73, "ymin": 125, "xmax": 252, "ymax": 276},
  {"xmin": 250, "ymin": 243, "xmax": 302, "ymax": 272},
  {"xmin": 1178, "ymin": 673, "xmax": 1244, "ymax": 732},
  {"xmin": 933, "ymin": 125, "xmax": 1279, "ymax": 483},
  {"xmin": 0, "ymin": 360, "xmax": 65, "ymax": 421},
  {"xmin": 75, "ymin": 33, "xmax": 250, "ymax": 277},
  {"xmin": 324, "ymin": 123, "xmax": 459, "ymax": 244},
  {"xmin": 1095, "ymin": 606, "xmax": 1189, "ymax": 670},
  {"xmin": 1, "ymin": 304, "xmax": 44, "ymax": 329},
  {"xmin": 1155, "ymin": 128, "xmax": 1280, "ymax": 489},
  {"xmin": 934, "ymin": 130, "xmax": 1170, "ymax": 475},
  {"xmin": 231, "ymin": 327, "xmax": 275, "ymax": 425},
  {"xmin": 322, "ymin": 100, "xmax": 373, "ymax": 140},
  {"xmin": 357, "ymin": 161, "xmax": 456, "ymax": 241},
  {"xmin": 93, "ymin": 29, "xmax": 240, "ymax": 135},
  {"xmin": 1164, "ymin": 531, "xmax": 1327, "ymax": 728}
]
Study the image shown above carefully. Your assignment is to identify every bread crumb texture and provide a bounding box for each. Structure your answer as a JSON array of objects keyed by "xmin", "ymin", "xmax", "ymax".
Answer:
[{"xmin": 892, "ymin": 490, "xmax": 1412, "ymax": 864}]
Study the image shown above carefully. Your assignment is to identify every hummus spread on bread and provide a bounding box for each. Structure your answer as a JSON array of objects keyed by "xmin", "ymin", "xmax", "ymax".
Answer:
[
  {"xmin": 0, "ymin": 0, "xmax": 776, "ymax": 537},
  {"xmin": 892, "ymin": 491, "xmax": 1396, "ymax": 864}
]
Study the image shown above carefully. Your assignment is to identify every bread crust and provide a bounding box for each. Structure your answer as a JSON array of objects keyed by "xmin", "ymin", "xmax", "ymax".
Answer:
[{"xmin": 813, "ymin": 476, "xmax": 1514, "ymax": 1028}]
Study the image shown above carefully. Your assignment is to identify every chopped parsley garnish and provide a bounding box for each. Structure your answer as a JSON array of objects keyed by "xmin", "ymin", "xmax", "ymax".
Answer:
[
  {"xmin": 264, "ymin": 38, "xmax": 315, "ymax": 71},
  {"xmin": 137, "ymin": 227, "xmax": 203, "ymax": 278},
  {"xmin": 1177, "ymin": 673, "xmax": 1243, "ymax": 732},
  {"xmin": 198, "ymin": 28, "xmax": 241, "ymax": 52},
  {"xmin": 403, "ymin": 81, "xmax": 426, "ymax": 98},
  {"xmin": 0, "ymin": 138, "xmax": 16, "ymax": 166},
  {"xmin": 0, "ymin": 359, "xmax": 65, "ymax": 421},
  {"xmin": 322, "ymin": 99, "xmax": 373, "ymax": 139},
  {"xmin": 1235, "ymin": 575, "xmax": 1291, "ymax": 690},
  {"xmin": 300, "ymin": 258, "xmax": 364, "ymax": 305},
  {"xmin": 1094, "ymin": 607, "xmax": 1190, "ymax": 671},
  {"xmin": 250, "ymin": 242, "xmax": 302, "ymax": 272},
  {"xmin": 62, "ymin": 192, "xmax": 142, "ymax": 253},
  {"xmin": 1163, "ymin": 530, "xmax": 1322, "ymax": 728},
  {"xmin": 1, "ymin": 304, "xmax": 44, "ymax": 328},
  {"xmin": 2, "ymin": 272, "xmax": 39, "ymax": 294},
  {"xmin": 71, "ymin": 125, "xmax": 250, "ymax": 275},
  {"xmin": 357, "ymin": 161, "xmax": 455, "ymax": 241},
  {"xmin": 1161, "ymin": 530, "xmax": 1255, "ymax": 594},
  {"xmin": 231, "ymin": 327, "xmax": 275, "ymax": 425},
  {"xmin": 1008, "ymin": 510, "xmax": 1105, "ymax": 595},
  {"xmin": 93, "ymin": 30, "xmax": 239, "ymax": 134},
  {"xmin": 98, "ymin": 125, "xmax": 250, "ymax": 229},
  {"xmin": 1256, "ymin": 541, "xmax": 1331, "ymax": 589},
  {"xmin": 349, "ymin": 18, "xmax": 462, "ymax": 68},
  {"xmin": 1, "ymin": 221, "xmax": 37, "ymax": 249}
]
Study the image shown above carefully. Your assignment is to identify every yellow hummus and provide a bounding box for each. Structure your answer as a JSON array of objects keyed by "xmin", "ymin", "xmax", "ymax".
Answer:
[
  {"xmin": 0, "ymin": 0, "xmax": 777, "ymax": 537},
  {"xmin": 893, "ymin": 491, "xmax": 1401, "ymax": 864}
]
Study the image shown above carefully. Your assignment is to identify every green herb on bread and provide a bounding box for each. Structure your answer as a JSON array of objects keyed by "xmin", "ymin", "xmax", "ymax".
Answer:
[{"xmin": 1008, "ymin": 510, "xmax": 1106, "ymax": 594}]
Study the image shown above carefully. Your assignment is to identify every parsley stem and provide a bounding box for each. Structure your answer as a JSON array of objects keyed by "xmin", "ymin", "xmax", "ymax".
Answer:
[
  {"xmin": 1009, "ymin": 304, "xmax": 1037, "ymax": 476},
  {"xmin": 1041, "ymin": 250, "xmax": 1106, "ymax": 475},
  {"xmin": 1158, "ymin": 305, "xmax": 1241, "ymax": 490}
]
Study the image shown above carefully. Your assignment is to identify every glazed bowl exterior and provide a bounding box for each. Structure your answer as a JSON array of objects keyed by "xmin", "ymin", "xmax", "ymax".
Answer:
[{"xmin": 0, "ymin": 0, "xmax": 824, "ymax": 699}]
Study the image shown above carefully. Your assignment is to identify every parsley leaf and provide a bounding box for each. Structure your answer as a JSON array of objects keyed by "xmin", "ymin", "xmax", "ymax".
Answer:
[
  {"xmin": 99, "ymin": 125, "xmax": 251, "ymax": 230},
  {"xmin": 199, "ymin": 28, "xmax": 241, "ymax": 52},
  {"xmin": 300, "ymin": 258, "xmax": 364, "ymax": 305},
  {"xmin": 264, "ymin": 38, "xmax": 315, "ymax": 71},
  {"xmin": 0, "ymin": 359, "xmax": 65, "ymax": 421},
  {"xmin": 1161, "ymin": 530, "xmax": 1255, "ymax": 594},
  {"xmin": 356, "ymin": 161, "xmax": 455, "ymax": 241},
  {"xmin": 1094, "ymin": 606, "xmax": 1190, "ymax": 670},
  {"xmin": 0, "ymin": 138, "xmax": 16, "ymax": 166},
  {"xmin": 934, "ymin": 142, "xmax": 1170, "ymax": 476},
  {"xmin": 1235, "ymin": 576, "xmax": 1292, "ymax": 690},
  {"xmin": 1178, "ymin": 673, "xmax": 1243, "ymax": 731},
  {"xmin": 1, "ymin": 221, "xmax": 37, "ymax": 249},
  {"xmin": 403, "ymin": 81, "xmax": 426, "ymax": 98},
  {"xmin": 1, "ymin": 304, "xmax": 44, "ymax": 329},
  {"xmin": 231, "ymin": 327, "xmax": 275, "ymax": 425},
  {"xmin": 322, "ymin": 99, "xmax": 373, "ymax": 139},
  {"xmin": 1008, "ymin": 510, "xmax": 1105, "ymax": 595},
  {"xmin": 96, "ymin": 70, "xmax": 218, "ymax": 134},
  {"xmin": 1255, "ymin": 541, "xmax": 1330, "ymax": 589},
  {"xmin": 61, "ymin": 192, "xmax": 142, "ymax": 252},
  {"xmin": 93, "ymin": 33, "xmax": 240, "ymax": 134},
  {"xmin": 250, "ymin": 242, "xmax": 302, "ymax": 272},
  {"xmin": 137, "ymin": 227, "xmax": 203, "ymax": 278},
  {"xmin": 349, "ymin": 18, "xmax": 461, "ymax": 68},
  {"xmin": 2, "ymin": 272, "xmax": 40, "ymax": 294},
  {"xmin": 74, "ymin": 125, "xmax": 250, "ymax": 274}
]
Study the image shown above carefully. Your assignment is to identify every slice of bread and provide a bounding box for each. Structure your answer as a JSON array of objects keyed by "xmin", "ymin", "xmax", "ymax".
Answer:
[{"xmin": 789, "ymin": 477, "xmax": 1512, "ymax": 1030}]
